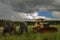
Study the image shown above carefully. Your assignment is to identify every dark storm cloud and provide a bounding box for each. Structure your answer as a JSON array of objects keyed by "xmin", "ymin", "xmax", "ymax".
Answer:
[{"xmin": 0, "ymin": 0, "xmax": 55, "ymax": 13}]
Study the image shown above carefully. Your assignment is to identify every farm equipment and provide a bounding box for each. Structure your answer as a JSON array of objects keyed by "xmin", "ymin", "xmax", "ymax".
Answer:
[{"xmin": 33, "ymin": 18, "xmax": 58, "ymax": 33}]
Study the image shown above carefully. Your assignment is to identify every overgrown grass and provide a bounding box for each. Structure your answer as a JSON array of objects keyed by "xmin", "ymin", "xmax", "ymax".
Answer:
[{"xmin": 0, "ymin": 25, "xmax": 60, "ymax": 40}]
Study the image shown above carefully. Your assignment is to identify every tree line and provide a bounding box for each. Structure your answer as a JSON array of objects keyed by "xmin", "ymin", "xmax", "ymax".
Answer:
[{"xmin": 0, "ymin": 20, "xmax": 60, "ymax": 27}]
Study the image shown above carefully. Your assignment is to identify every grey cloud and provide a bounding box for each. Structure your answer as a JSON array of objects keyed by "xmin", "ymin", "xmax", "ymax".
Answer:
[
  {"xmin": 52, "ymin": 11, "xmax": 60, "ymax": 18},
  {"xmin": 0, "ymin": 0, "xmax": 60, "ymax": 21},
  {"xmin": 0, "ymin": 2, "xmax": 18, "ymax": 20},
  {"xmin": 0, "ymin": 2, "xmax": 31, "ymax": 21},
  {"xmin": 0, "ymin": 0, "xmax": 55, "ymax": 13}
]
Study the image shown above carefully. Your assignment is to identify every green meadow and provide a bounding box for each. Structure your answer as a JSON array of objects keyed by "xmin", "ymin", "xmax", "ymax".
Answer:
[{"xmin": 0, "ymin": 25, "xmax": 60, "ymax": 40}]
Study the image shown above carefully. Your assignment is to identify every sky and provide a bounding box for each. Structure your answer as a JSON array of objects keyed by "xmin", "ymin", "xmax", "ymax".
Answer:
[
  {"xmin": 0, "ymin": 0, "xmax": 60, "ymax": 21},
  {"xmin": 38, "ymin": 11, "xmax": 53, "ymax": 18}
]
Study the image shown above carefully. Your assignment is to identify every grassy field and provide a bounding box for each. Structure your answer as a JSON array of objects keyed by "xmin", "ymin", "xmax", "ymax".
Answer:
[{"xmin": 0, "ymin": 25, "xmax": 60, "ymax": 40}]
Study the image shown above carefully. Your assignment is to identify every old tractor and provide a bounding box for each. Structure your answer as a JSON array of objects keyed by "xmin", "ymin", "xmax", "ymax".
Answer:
[{"xmin": 33, "ymin": 18, "xmax": 58, "ymax": 33}]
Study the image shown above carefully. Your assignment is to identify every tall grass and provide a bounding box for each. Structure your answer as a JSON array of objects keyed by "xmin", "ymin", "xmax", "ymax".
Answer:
[{"xmin": 0, "ymin": 25, "xmax": 60, "ymax": 40}]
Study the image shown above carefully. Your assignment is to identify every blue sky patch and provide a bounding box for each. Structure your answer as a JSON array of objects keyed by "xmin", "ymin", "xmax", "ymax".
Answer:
[{"xmin": 38, "ymin": 11, "xmax": 54, "ymax": 18}]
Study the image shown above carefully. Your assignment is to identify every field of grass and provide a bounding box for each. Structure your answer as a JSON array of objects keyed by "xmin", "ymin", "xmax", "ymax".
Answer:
[{"xmin": 0, "ymin": 25, "xmax": 60, "ymax": 40}]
